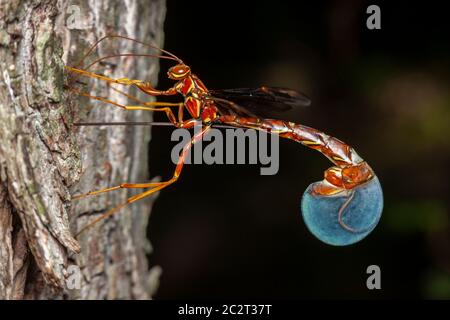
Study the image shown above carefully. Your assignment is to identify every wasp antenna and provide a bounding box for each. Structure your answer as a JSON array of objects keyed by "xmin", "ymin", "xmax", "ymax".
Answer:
[
  {"xmin": 73, "ymin": 34, "xmax": 184, "ymax": 71},
  {"xmin": 83, "ymin": 53, "xmax": 180, "ymax": 73},
  {"xmin": 104, "ymin": 34, "xmax": 184, "ymax": 64}
]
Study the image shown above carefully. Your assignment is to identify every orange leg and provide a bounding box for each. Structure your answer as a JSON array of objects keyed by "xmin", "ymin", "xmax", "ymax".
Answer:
[
  {"xmin": 75, "ymin": 125, "xmax": 211, "ymax": 236},
  {"xmin": 106, "ymin": 83, "xmax": 185, "ymax": 123},
  {"xmin": 68, "ymin": 86, "xmax": 183, "ymax": 126},
  {"xmin": 107, "ymin": 83, "xmax": 148, "ymax": 104},
  {"xmin": 66, "ymin": 65, "xmax": 177, "ymax": 96},
  {"xmin": 66, "ymin": 65, "xmax": 145, "ymax": 86}
]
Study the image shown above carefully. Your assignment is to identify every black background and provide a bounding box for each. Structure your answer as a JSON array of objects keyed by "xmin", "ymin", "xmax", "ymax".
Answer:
[{"xmin": 147, "ymin": 0, "xmax": 450, "ymax": 299}]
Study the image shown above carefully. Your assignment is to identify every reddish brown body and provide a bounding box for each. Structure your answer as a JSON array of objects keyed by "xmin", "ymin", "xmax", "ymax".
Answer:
[
  {"xmin": 217, "ymin": 115, "xmax": 374, "ymax": 195},
  {"xmin": 137, "ymin": 69, "xmax": 375, "ymax": 197},
  {"xmin": 65, "ymin": 34, "xmax": 376, "ymax": 235}
]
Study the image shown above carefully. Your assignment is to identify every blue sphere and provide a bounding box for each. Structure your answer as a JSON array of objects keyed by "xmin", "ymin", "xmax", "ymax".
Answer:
[{"xmin": 301, "ymin": 176, "xmax": 383, "ymax": 246}]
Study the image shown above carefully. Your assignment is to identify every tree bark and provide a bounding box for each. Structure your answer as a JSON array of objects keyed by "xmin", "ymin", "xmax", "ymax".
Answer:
[{"xmin": 0, "ymin": 0, "xmax": 165, "ymax": 299}]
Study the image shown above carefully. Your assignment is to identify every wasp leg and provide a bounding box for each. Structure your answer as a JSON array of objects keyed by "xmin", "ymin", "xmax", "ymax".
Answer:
[
  {"xmin": 68, "ymin": 86, "xmax": 183, "ymax": 126},
  {"xmin": 75, "ymin": 125, "xmax": 211, "ymax": 236}
]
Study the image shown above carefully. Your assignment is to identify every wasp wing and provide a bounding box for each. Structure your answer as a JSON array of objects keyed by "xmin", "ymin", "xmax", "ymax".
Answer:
[{"xmin": 208, "ymin": 86, "xmax": 311, "ymax": 117}]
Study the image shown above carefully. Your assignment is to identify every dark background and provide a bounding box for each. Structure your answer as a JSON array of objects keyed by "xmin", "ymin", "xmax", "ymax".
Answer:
[{"xmin": 147, "ymin": 0, "xmax": 450, "ymax": 299}]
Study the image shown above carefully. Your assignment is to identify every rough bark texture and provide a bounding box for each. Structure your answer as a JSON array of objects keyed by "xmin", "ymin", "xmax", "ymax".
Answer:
[{"xmin": 0, "ymin": 0, "xmax": 165, "ymax": 299}]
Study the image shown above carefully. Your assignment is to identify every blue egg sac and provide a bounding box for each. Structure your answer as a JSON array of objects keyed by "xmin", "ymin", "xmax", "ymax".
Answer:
[{"xmin": 301, "ymin": 176, "xmax": 383, "ymax": 246}]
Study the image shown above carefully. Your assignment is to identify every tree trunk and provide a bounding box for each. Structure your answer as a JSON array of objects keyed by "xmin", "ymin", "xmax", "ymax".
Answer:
[{"xmin": 0, "ymin": 0, "xmax": 165, "ymax": 299}]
